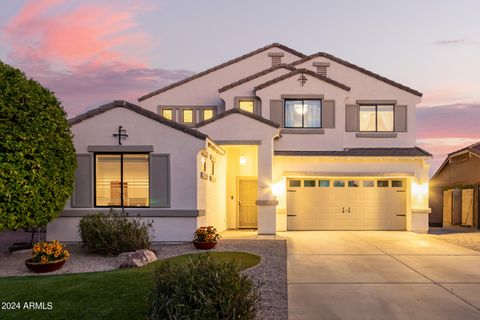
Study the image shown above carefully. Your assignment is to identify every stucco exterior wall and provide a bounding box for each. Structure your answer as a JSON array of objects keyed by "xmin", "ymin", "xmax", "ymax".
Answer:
[
  {"xmin": 296, "ymin": 57, "xmax": 421, "ymax": 147},
  {"xmin": 219, "ymin": 68, "xmax": 291, "ymax": 109},
  {"xmin": 68, "ymin": 107, "xmax": 205, "ymax": 210},
  {"xmin": 197, "ymin": 145, "xmax": 228, "ymax": 231},
  {"xmin": 255, "ymin": 73, "xmax": 349, "ymax": 151},
  {"xmin": 47, "ymin": 216, "xmax": 199, "ymax": 242},
  {"xmin": 138, "ymin": 47, "xmax": 300, "ymax": 112}
]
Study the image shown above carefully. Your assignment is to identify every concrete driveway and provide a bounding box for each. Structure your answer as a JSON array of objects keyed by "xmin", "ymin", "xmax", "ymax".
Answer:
[{"xmin": 280, "ymin": 231, "xmax": 480, "ymax": 320}]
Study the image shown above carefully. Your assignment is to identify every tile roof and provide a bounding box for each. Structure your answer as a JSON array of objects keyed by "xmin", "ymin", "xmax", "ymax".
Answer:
[
  {"xmin": 254, "ymin": 68, "xmax": 351, "ymax": 92},
  {"xmin": 218, "ymin": 64, "xmax": 296, "ymax": 93},
  {"xmin": 290, "ymin": 52, "xmax": 423, "ymax": 97},
  {"xmin": 68, "ymin": 100, "xmax": 208, "ymax": 140},
  {"xmin": 274, "ymin": 147, "xmax": 432, "ymax": 157},
  {"xmin": 138, "ymin": 43, "xmax": 306, "ymax": 101},
  {"xmin": 195, "ymin": 108, "xmax": 280, "ymax": 128}
]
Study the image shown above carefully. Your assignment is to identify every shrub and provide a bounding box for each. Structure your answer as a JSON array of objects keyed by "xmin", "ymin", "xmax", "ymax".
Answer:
[
  {"xmin": 0, "ymin": 61, "xmax": 76, "ymax": 231},
  {"xmin": 147, "ymin": 254, "xmax": 260, "ymax": 320},
  {"xmin": 193, "ymin": 226, "xmax": 221, "ymax": 242},
  {"xmin": 79, "ymin": 210, "xmax": 152, "ymax": 256}
]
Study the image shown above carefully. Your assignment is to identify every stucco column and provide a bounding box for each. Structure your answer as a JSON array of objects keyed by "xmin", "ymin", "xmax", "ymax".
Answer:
[
  {"xmin": 408, "ymin": 159, "xmax": 431, "ymax": 233},
  {"xmin": 256, "ymin": 140, "xmax": 277, "ymax": 234}
]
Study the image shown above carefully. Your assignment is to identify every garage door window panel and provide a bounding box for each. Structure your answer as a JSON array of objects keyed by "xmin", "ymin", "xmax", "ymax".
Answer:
[
  {"xmin": 319, "ymin": 180, "xmax": 330, "ymax": 187},
  {"xmin": 333, "ymin": 180, "xmax": 345, "ymax": 187},
  {"xmin": 304, "ymin": 180, "xmax": 316, "ymax": 187},
  {"xmin": 392, "ymin": 180, "xmax": 403, "ymax": 188},
  {"xmin": 348, "ymin": 180, "xmax": 360, "ymax": 187},
  {"xmin": 289, "ymin": 180, "xmax": 301, "ymax": 187},
  {"xmin": 363, "ymin": 180, "xmax": 374, "ymax": 187},
  {"xmin": 377, "ymin": 180, "xmax": 389, "ymax": 188}
]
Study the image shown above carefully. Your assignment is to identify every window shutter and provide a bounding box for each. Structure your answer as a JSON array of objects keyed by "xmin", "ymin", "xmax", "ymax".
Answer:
[
  {"xmin": 345, "ymin": 104, "xmax": 359, "ymax": 132},
  {"xmin": 395, "ymin": 105, "xmax": 407, "ymax": 132},
  {"xmin": 270, "ymin": 99, "xmax": 283, "ymax": 126},
  {"xmin": 150, "ymin": 154, "xmax": 170, "ymax": 208},
  {"xmin": 322, "ymin": 100, "xmax": 335, "ymax": 128},
  {"xmin": 71, "ymin": 154, "xmax": 93, "ymax": 208}
]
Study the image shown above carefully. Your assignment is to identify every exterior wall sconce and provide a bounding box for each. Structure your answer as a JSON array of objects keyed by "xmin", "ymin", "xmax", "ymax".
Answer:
[{"xmin": 239, "ymin": 155, "xmax": 246, "ymax": 166}]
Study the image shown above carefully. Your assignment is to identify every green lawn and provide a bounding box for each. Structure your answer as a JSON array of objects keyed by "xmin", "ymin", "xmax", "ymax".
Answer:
[{"xmin": 0, "ymin": 251, "xmax": 260, "ymax": 320}]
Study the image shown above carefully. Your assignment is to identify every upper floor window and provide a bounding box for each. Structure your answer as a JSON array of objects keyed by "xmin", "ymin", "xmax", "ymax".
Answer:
[
  {"xmin": 162, "ymin": 108, "xmax": 173, "ymax": 120},
  {"xmin": 284, "ymin": 100, "xmax": 321, "ymax": 128},
  {"xmin": 203, "ymin": 108, "xmax": 214, "ymax": 120},
  {"xmin": 183, "ymin": 109, "xmax": 193, "ymax": 123},
  {"xmin": 239, "ymin": 100, "xmax": 254, "ymax": 113},
  {"xmin": 359, "ymin": 105, "xmax": 394, "ymax": 132},
  {"xmin": 95, "ymin": 154, "xmax": 149, "ymax": 207}
]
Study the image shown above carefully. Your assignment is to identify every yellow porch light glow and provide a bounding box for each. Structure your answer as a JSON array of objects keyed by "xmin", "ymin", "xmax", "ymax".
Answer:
[
  {"xmin": 239, "ymin": 155, "xmax": 247, "ymax": 166},
  {"xmin": 271, "ymin": 180, "xmax": 286, "ymax": 197},
  {"xmin": 411, "ymin": 180, "xmax": 429, "ymax": 209}
]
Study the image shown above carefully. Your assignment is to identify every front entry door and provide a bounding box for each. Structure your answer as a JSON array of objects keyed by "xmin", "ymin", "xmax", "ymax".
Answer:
[{"xmin": 238, "ymin": 179, "xmax": 258, "ymax": 228}]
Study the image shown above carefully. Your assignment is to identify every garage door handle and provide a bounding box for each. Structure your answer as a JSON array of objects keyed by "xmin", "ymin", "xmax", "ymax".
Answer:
[
  {"xmin": 342, "ymin": 207, "xmax": 345, "ymax": 213},
  {"xmin": 396, "ymin": 214, "xmax": 406, "ymax": 217},
  {"xmin": 287, "ymin": 190, "xmax": 296, "ymax": 192},
  {"xmin": 347, "ymin": 207, "xmax": 351, "ymax": 213},
  {"xmin": 396, "ymin": 190, "xmax": 406, "ymax": 193},
  {"xmin": 287, "ymin": 214, "xmax": 297, "ymax": 217}
]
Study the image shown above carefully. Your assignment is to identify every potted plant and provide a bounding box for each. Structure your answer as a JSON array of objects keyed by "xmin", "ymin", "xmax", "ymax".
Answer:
[
  {"xmin": 193, "ymin": 226, "xmax": 221, "ymax": 249},
  {"xmin": 25, "ymin": 240, "xmax": 70, "ymax": 273}
]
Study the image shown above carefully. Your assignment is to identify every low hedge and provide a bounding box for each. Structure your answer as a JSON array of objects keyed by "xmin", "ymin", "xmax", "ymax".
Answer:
[
  {"xmin": 147, "ymin": 254, "xmax": 260, "ymax": 320},
  {"xmin": 79, "ymin": 210, "xmax": 152, "ymax": 256}
]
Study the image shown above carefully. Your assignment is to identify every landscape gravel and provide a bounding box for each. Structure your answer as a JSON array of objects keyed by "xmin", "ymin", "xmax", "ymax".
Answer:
[{"xmin": 0, "ymin": 231, "xmax": 287, "ymax": 320}]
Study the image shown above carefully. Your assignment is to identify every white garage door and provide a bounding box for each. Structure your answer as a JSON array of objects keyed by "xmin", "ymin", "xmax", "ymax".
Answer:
[{"xmin": 287, "ymin": 178, "xmax": 406, "ymax": 230}]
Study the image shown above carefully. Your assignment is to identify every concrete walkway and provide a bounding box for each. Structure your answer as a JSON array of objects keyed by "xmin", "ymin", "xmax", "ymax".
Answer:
[{"xmin": 280, "ymin": 231, "xmax": 480, "ymax": 320}]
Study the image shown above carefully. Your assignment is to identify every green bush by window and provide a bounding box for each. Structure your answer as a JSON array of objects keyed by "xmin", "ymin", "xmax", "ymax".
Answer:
[
  {"xmin": 147, "ymin": 254, "xmax": 260, "ymax": 320},
  {"xmin": 0, "ymin": 61, "xmax": 76, "ymax": 231},
  {"xmin": 79, "ymin": 210, "xmax": 152, "ymax": 256}
]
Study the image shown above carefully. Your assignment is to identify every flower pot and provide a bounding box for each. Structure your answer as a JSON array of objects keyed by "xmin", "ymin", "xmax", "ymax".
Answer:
[
  {"xmin": 25, "ymin": 258, "xmax": 67, "ymax": 273},
  {"xmin": 193, "ymin": 241, "xmax": 217, "ymax": 250}
]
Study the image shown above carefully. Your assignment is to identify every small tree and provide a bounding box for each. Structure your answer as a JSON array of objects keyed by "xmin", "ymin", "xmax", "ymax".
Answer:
[{"xmin": 0, "ymin": 61, "xmax": 76, "ymax": 232}]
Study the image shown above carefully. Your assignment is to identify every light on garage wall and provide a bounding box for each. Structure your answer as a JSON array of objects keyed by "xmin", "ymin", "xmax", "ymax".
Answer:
[
  {"xmin": 411, "ymin": 180, "xmax": 429, "ymax": 208},
  {"xmin": 271, "ymin": 180, "xmax": 286, "ymax": 197},
  {"xmin": 239, "ymin": 154, "xmax": 247, "ymax": 166}
]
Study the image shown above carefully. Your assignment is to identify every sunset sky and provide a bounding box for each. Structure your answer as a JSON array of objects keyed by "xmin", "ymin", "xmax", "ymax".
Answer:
[{"xmin": 1, "ymin": 0, "xmax": 479, "ymax": 175}]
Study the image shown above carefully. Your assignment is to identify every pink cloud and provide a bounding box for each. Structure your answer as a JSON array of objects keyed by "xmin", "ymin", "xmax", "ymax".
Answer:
[
  {"xmin": 1, "ymin": 0, "xmax": 192, "ymax": 116},
  {"xmin": 416, "ymin": 103, "xmax": 480, "ymax": 175}
]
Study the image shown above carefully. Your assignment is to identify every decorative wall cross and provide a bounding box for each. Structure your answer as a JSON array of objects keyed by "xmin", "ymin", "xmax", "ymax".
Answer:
[
  {"xmin": 298, "ymin": 73, "xmax": 308, "ymax": 86},
  {"xmin": 113, "ymin": 125, "xmax": 128, "ymax": 145}
]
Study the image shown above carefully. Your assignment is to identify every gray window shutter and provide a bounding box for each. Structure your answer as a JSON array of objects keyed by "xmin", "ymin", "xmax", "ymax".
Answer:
[
  {"xmin": 150, "ymin": 154, "xmax": 170, "ymax": 208},
  {"xmin": 322, "ymin": 100, "xmax": 335, "ymax": 128},
  {"xmin": 395, "ymin": 105, "xmax": 408, "ymax": 132},
  {"xmin": 270, "ymin": 99, "xmax": 283, "ymax": 126},
  {"xmin": 345, "ymin": 104, "xmax": 359, "ymax": 132},
  {"xmin": 71, "ymin": 154, "xmax": 93, "ymax": 208}
]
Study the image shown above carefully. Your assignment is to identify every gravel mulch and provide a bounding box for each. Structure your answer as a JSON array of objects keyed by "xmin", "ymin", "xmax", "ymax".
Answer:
[
  {"xmin": 427, "ymin": 227, "xmax": 480, "ymax": 252},
  {"xmin": 0, "ymin": 231, "xmax": 287, "ymax": 320}
]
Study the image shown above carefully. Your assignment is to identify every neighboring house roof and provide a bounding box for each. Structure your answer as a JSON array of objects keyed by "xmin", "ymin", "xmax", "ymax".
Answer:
[
  {"xmin": 138, "ymin": 43, "xmax": 306, "ymax": 102},
  {"xmin": 431, "ymin": 142, "xmax": 480, "ymax": 181},
  {"xmin": 290, "ymin": 52, "xmax": 423, "ymax": 97},
  {"xmin": 254, "ymin": 68, "xmax": 351, "ymax": 92},
  {"xmin": 218, "ymin": 64, "xmax": 296, "ymax": 93},
  {"xmin": 274, "ymin": 147, "xmax": 432, "ymax": 157},
  {"xmin": 195, "ymin": 108, "xmax": 280, "ymax": 128},
  {"xmin": 69, "ymin": 100, "xmax": 208, "ymax": 140}
]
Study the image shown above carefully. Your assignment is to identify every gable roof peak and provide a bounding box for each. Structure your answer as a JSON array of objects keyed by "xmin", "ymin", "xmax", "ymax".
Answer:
[
  {"xmin": 138, "ymin": 43, "xmax": 306, "ymax": 102},
  {"xmin": 290, "ymin": 51, "xmax": 423, "ymax": 97},
  {"xmin": 69, "ymin": 100, "xmax": 208, "ymax": 140},
  {"xmin": 254, "ymin": 68, "xmax": 351, "ymax": 92}
]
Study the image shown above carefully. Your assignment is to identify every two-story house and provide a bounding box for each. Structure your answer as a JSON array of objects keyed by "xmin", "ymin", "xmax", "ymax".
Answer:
[{"xmin": 47, "ymin": 43, "xmax": 432, "ymax": 242}]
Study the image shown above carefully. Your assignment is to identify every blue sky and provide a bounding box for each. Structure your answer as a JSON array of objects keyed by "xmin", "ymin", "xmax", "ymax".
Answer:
[{"xmin": 1, "ymin": 0, "xmax": 480, "ymax": 173}]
